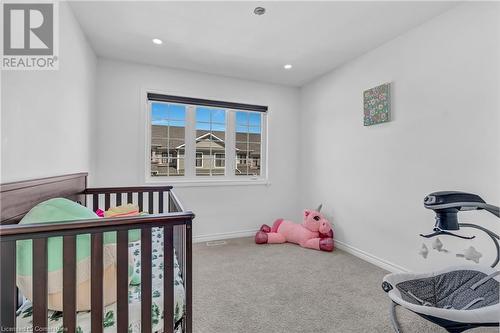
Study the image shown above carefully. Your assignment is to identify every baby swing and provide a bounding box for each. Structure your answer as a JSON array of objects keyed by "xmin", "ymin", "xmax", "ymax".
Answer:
[{"xmin": 382, "ymin": 191, "xmax": 500, "ymax": 333}]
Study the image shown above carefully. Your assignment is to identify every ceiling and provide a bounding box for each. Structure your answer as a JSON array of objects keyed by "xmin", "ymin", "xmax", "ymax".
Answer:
[{"xmin": 69, "ymin": 1, "xmax": 458, "ymax": 87}]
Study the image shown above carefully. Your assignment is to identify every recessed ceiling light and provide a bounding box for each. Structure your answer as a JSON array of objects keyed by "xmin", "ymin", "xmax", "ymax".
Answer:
[
  {"xmin": 254, "ymin": 7, "xmax": 266, "ymax": 15},
  {"xmin": 152, "ymin": 38, "xmax": 163, "ymax": 45},
  {"xmin": 283, "ymin": 64, "xmax": 293, "ymax": 70}
]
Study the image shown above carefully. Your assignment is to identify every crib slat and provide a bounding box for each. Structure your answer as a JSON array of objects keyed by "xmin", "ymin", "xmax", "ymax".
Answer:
[
  {"xmin": 168, "ymin": 192, "xmax": 173, "ymax": 213},
  {"xmin": 141, "ymin": 228, "xmax": 152, "ymax": 333},
  {"xmin": 33, "ymin": 238, "xmax": 48, "ymax": 330},
  {"xmin": 116, "ymin": 192, "xmax": 122, "ymax": 206},
  {"xmin": 0, "ymin": 240, "xmax": 16, "ymax": 331},
  {"xmin": 91, "ymin": 233, "xmax": 103, "ymax": 333},
  {"xmin": 104, "ymin": 193, "xmax": 110, "ymax": 210},
  {"xmin": 138, "ymin": 192, "xmax": 144, "ymax": 212},
  {"xmin": 93, "ymin": 194, "xmax": 99, "ymax": 211},
  {"xmin": 186, "ymin": 222, "xmax": 193, "ymax": 333},
  {"xmin": 116, "ymin": 230, "xmax": 129, "ymax": 332},
  {"xmin": 173, "ymin": 226, "xmax": 178, "ymax": 269},
  {"xmin": 148, "ymin": 191, "xmax": 154, "ymax": 214},
  {"xmin": 173, "ymin": 226, "xmax": 183, "ymax": 279},
  {"xmin": 182, "ymin": 226, "xmax": 186, "ymax": 279},
  {"xmin": 158, "ymin": 191, "xmax": 164, "ymax": 213},
  {"xmin": 127, "ymin": 192, "xmax": 133, "ymax": 204},
  {"xmin": 164, "ymin": 225, "xmax": 174, "ymax": 332},
  {"xmin": 63, "ymin": 235, "xmax": 77, "ymax": 332}
]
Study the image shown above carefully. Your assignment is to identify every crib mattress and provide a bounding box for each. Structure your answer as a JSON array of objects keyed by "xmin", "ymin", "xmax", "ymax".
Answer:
[{"xmin": 16, "ymin": 228, "xmax": 185, "ymax": 333}]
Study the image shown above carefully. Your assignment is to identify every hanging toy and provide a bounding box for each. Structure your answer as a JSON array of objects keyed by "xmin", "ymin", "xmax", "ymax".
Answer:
[
  {"xmin": 419, "ymin": 243, "xmax": 429, "ymax": 259},
  {"xmin": 456, "ymin": 246, "xmax": 482, "ymax": 263},
  {"xmin": 431, "ymin": 237, "xmax": 448, "ymax": 253}
]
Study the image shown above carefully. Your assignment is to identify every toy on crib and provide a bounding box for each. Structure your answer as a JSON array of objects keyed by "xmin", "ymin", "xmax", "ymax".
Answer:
[{"xmin": 255, "ymin": 204, "xmax": 334, "ymax": 252}]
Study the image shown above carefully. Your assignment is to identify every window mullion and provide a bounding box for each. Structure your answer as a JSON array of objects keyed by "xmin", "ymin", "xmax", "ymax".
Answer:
[
  {"xmin": 184, "ymin": 105, "xmax": 196, "ymax": 178},
  {"xmin": 260, "ymin": 113, "xmax": 268, "ymax": 179},
  {"xmin": 166, "ymin": 121, "xmax": 170, "ymax": 176},
  {"xmin": 225, "ymin": 110, "xmax": 236, "ymax": 179}
]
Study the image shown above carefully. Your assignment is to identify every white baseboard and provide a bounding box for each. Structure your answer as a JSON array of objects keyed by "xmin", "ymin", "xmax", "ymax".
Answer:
[
  {"xmin": 193, "ymin": 229, "xmax": 258, "ymax": 243},
  {"xmin": 334, "ymin": 239, "xmax": 408, "ymax": 273}
]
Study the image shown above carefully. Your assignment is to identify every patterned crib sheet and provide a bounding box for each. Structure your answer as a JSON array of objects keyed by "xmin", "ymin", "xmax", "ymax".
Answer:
[{"xmin": 16, "ymin": 228, "xmax": 185, "ymax": 333}]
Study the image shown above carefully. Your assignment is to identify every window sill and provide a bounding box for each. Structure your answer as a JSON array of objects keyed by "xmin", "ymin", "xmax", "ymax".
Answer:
[{"xmin": 145, "ymin": 178, "xmax": 271, "ymax": 188}]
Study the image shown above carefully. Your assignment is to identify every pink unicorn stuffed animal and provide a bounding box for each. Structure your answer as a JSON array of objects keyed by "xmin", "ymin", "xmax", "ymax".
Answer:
[{"xmin": 255, "ymin": 204, "xmax": 334, "ymax": 252}]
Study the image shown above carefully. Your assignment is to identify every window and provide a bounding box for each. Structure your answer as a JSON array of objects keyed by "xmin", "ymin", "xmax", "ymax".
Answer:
[
  {"xmin": 147, "ymin": 93, "xmax": 267, "ymax": 182},
  {"xmin": 195, "ymin": 107, "xmax": 226, "ymax": 176},
  {"xmin": 150, "ymin": 103, "xmax": 185, "ymax": 176},
  {"xmin": 235, "ymin": 111, "xmax": 261, "ymax": 176},
  {"xmin": 160, "ymin": 152, "xmax": 177, "ymax": 166},
  {"xmin": 195, "ymin": 152, "xmax": 203, "ymax": 168},
  {"xmin": 215, "ymin": 153, "xmax": 225, "ymax": 168},
  {"xmin": 161, "ymin": 152, "xmax": 168, "ymax": 164},
  {"xmin": 237, "ymin": 153, "xmax": 247, "ymax": 165}
]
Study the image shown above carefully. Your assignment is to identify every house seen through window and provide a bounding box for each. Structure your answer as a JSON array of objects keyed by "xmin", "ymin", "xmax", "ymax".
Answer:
[
  {"xmin": 195, "ymin": 107, "xmax": 226, "ymax": 176},
  {"xmin": 150, "ymin": 103, "xmax": 186, "ymax": 176},
  {"xmin": 235, "ymin": 111, "xmax": 261, "ymax": 176},
  {"xmin": 149, "ymin": 94, "xmax": 266, "ymax": 180}
]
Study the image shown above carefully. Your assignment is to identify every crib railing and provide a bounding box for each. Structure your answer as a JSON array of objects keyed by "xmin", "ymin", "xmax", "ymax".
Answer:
[{"xmin": 0, "ymin": 186, "xmax": 193, "ymax": 333}]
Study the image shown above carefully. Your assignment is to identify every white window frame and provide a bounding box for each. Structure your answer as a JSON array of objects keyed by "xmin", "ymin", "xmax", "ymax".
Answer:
[{"xmin": 144, "ymin": 90, "xmax": 268, "ymax": 187}]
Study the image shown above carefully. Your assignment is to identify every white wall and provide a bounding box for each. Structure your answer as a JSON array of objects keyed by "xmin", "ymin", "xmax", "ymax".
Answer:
[
  {"xmin": 1, "ymin": 2, "xmax": 96, "ymax": 183},
  {"xmin": 93, "ymin": 59, "xmax": 301, "ymax": 240},
  {"xmin": 299, "ymin": 3, "xmax": 500, "ymax": 272},
  {"xmin": 4, "ymin": 1, "xmax": 497, "ymax": 272}
]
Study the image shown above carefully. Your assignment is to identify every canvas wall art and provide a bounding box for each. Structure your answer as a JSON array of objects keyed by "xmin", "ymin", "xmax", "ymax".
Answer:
[{"xmin": 363, "ymin": 83, "xmax": 391, "ymax": 126}]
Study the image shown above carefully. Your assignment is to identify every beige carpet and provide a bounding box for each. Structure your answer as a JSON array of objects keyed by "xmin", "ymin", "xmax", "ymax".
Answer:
[{"xmin": 193, "ymin": 237, "xmax": 497, "ymax": 333}]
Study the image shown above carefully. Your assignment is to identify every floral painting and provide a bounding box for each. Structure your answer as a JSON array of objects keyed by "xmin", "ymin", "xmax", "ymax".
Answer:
[{"xmin": 363, "ymin": 83, "xmax": 391, "ymax": 126}]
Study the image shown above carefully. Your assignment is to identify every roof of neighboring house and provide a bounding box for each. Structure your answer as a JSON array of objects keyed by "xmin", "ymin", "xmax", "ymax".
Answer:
[
  {"xmin": 151, "ymin": 126, "xmax": 185, "ymax": 149},
  {"xmin": 151, "ymin": 125, "xmax": 261, "ymax": 154}
]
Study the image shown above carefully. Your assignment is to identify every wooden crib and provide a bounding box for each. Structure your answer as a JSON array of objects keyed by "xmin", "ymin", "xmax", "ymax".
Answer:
[{"xmin": 0, "ymin": 173, "xmax": 193, "ymax": 332}]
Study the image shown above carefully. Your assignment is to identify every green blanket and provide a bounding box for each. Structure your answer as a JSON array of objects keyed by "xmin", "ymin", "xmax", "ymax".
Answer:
[{"xmin": 16, "ymin": 198, "xmax": 140, "ymax": 275}]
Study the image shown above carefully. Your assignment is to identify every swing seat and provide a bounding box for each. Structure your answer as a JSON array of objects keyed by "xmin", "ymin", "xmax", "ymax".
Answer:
[{"xmin": 382, "ymin": 265, "xmax": 499, "ymax": 333}]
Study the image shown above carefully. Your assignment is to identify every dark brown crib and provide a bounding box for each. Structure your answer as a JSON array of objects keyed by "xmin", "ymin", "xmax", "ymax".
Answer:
[{"xmin": 0, "ymin": 173, "xmax": 193, "ymax": 332}]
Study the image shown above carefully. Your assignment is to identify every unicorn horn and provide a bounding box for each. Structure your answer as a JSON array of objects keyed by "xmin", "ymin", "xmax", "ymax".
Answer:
[{"xmin": 316, "ymin": 204, "xmax": 323, "ymax": 212}]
